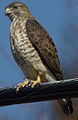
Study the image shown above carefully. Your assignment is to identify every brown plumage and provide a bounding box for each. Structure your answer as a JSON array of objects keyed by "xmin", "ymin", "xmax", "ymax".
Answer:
[
  {"xmin": 5, "ymin": 2, "xmax": 73, "ymax": 115},
  {"xmin": 26, "ymin": 19, "xmax": 63, "ymax": 80}
]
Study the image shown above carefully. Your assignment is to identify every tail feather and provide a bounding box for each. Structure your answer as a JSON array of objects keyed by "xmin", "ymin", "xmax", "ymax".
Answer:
[{"xmin": 58, "ymin": 98, "xmax": 73, "ymax": 115}]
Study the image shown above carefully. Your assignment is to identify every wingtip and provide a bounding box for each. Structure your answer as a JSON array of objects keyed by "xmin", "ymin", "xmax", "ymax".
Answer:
[{"xmin": 58, "ymin": 98, "xmax": 73, "ymax": 115}]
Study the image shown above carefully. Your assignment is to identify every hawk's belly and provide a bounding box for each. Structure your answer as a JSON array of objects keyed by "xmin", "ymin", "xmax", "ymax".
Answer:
[{"xmin": 10, "ymin": 18, "xmax": 56, "ymax": 82}]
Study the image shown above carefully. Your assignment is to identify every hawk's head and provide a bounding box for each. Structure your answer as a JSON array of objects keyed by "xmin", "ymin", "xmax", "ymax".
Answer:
[{"xmin": 5, "ymin": 2, "xmax": 30, "ymax": 21}]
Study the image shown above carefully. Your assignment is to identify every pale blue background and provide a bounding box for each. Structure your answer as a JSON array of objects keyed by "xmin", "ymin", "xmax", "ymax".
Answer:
[{"xmin": 0, "ymin": 0, "xmax": 78, "ymax": 120}]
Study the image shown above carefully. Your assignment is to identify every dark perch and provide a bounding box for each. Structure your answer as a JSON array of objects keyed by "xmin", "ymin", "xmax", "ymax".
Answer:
[{"xmin": 0, "ymin": 78, "xmax": 78, "ymax": 107}]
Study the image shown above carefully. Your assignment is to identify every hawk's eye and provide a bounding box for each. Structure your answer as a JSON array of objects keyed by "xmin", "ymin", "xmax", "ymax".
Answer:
[{"xmin": 13, "ymin": 6, "xmax": 18, "ymax": 9}]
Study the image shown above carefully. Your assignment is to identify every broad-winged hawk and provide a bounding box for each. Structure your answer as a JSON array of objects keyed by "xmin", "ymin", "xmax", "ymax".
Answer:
[{"xmin": 5, "ymin": 2, "xmax": 73, "ymax": 115}]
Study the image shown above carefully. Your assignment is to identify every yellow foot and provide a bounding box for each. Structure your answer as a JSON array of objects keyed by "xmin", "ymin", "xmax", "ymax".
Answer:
[
  {"xmin": 31, "ymin": 75, "xmax": 41, "ymax": 88},
  {"xmin": 16, "ymin": 79, "xmax": 29, "ymax": 91}
]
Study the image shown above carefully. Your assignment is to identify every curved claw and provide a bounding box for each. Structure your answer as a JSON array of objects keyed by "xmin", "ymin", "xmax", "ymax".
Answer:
[
  {"xmin": 31, "ymin": 75, "xmax": 41, "ymax": 88},
  {"xmin": 16, "ymin": 79, "xmax": 29, "ymax": 91},
  {"xmin": 16, "ymin": 75, "xmax": 41, "ymax": 91}
]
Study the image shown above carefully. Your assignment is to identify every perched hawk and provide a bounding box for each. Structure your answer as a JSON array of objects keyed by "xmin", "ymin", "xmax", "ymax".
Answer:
[{"xmin": 5, "ymin": 2, "xmax": 73, "ymax": 115}]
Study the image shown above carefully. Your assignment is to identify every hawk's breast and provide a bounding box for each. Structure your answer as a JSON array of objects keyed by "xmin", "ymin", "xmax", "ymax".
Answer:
[
  {"xmin": 10, "ymin": 17, "xmax": 56, "ymax": 82},
  {"xmin": 10, "ymin": 18, "xmax": 45, "ymax": 80}
]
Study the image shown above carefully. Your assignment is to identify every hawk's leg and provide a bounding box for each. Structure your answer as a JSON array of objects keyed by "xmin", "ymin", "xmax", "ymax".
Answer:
[
  {"xmin": 31, "ymin": 75, "xmax": 41, "ymax": 88},
  {"xmin": 16, "ymin": 75, "xmax": 41, "ymax": 91},
  {"xmin": 16, "ymin": 78, "xmax": 29, "ymax": 91}
]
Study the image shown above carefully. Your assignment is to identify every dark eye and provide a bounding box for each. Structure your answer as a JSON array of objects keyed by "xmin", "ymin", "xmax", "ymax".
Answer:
[{"xmin": 13, "ymin": 6, "xmax": 18, "ymax": 9}]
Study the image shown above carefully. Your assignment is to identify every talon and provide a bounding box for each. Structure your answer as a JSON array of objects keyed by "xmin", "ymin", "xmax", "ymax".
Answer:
[
  {"xmin": 16, "ymin": 79, "xmax": 29, "ymax": 92},
  {"xmin": 31, "ymin": 75, "xmax": 41, "ymax": 88}
]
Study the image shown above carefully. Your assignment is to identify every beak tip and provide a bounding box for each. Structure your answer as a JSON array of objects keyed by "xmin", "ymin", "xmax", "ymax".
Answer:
[{"xmin": 5, "ymin": 8, "xmax": 11, "ymax": 16}]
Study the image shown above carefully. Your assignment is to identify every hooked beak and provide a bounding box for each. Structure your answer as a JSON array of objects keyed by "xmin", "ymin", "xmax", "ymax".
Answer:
[{"xmin": 5, "ymin": 8, "xmax": 11, "ymax": 16}]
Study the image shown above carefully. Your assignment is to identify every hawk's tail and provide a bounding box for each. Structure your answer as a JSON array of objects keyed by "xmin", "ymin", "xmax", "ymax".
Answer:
[{"xmin": 58, "ymin": 98, "xmax": 73, "ymax": 115}]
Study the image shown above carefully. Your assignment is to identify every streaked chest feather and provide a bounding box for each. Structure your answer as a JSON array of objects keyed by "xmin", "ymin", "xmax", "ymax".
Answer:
[
  {"xmin": 10, "ymin": 18, "xmax": 47, "ymax": 78},
  {"xmin": 10, "ymin": 18, "xmax": 39, "ymax": 63}
]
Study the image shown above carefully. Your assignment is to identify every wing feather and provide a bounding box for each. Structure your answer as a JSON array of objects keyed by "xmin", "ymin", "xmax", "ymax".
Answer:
[{"xmin": 26, "ymin": 19, "xmax": 63, "ymax": 80}]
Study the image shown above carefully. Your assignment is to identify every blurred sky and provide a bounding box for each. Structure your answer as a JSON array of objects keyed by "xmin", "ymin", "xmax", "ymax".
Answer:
[{"xmin": 0, "ymin": 0, "xmax": 78, "ymax": 120}]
